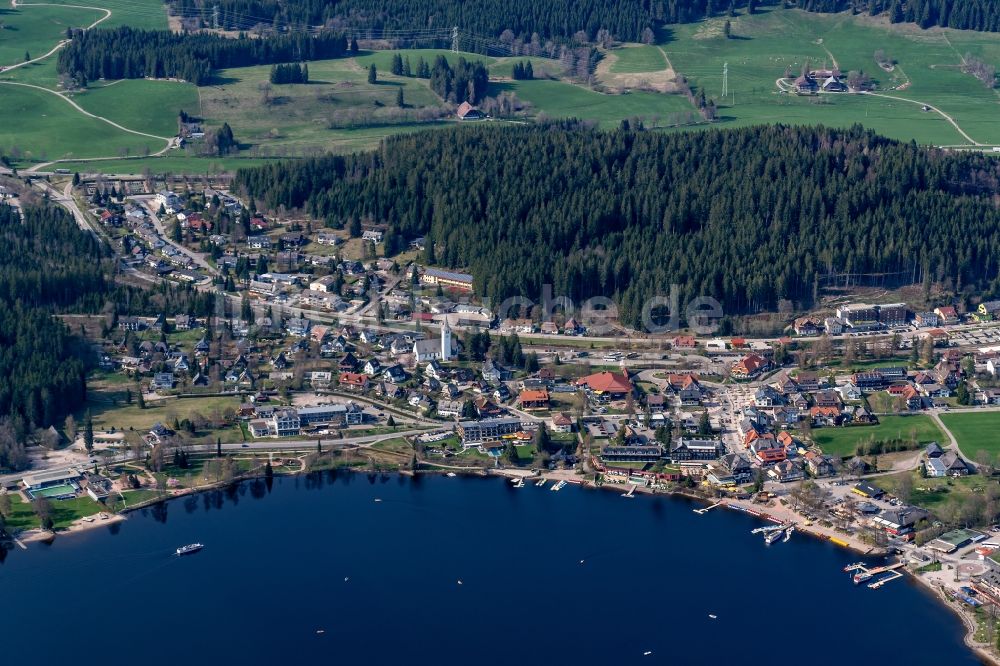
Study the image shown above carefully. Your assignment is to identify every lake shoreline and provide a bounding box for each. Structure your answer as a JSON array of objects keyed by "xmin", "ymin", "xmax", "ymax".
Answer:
[{"xmin": 8, "ymin": 463, "xmax": 998, "ymax": 664}]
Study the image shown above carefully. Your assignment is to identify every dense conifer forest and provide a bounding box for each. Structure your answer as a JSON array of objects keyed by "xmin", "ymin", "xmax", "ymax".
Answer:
[
  {"xmin": 0, "ymin": 203, "xmax": 104, "ymax": 466},
  {"xmin": 57, "ymin": 27, "xmax": 349, "ymax": 85},
  {"xmin": 235, "ymin": 123, "xmax": 1000, "ymax": 326},
  {"xmin": 166, "ymin": 0, "xmax": 1000, "ymax": 43},
  {"xmin": 0, "ymin": 199, "xmax": 223, "ymax": 469}
]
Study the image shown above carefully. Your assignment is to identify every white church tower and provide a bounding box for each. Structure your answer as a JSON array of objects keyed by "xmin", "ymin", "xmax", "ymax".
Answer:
[{"xmin": 441, "ymin": 317, "xmax": 453, "ymax": 360}]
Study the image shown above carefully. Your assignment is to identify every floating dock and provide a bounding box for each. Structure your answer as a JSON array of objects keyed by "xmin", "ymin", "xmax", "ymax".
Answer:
[
  {"xmin": 551, "ymin": 480, "xmax": 567, "ymax": 492},
  {"xmin": 845, "ymin": 562, "xmax": 905, "ymax": 586}
]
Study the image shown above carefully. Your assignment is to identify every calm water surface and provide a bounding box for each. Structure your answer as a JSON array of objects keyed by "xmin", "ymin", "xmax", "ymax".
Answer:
[{"xmin": 0, "ymin": 474, "xmax": 983, "ymax": 665}]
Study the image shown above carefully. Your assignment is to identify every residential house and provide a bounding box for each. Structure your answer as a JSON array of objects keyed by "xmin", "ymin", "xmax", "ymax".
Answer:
[
  {"xmin": 482, "ymin": 359, "xmax": 511, "ymax": 383},
  {"xmin": 715, "ymin": 453, "xmax": 754, "ymax": 485},
  {"xmin": 286, "ymin": 318, "xmax": 311, "ymax": 337},
  {"xmin": 793, "ymin": 317, "xmax": 823, "ymax": 336},
  {"xmin": 934, "ymin": 306, "xmax": 960, "ymax": 325},
  {"xmin": 518, "ymin": 389, "xmax": 550, "ymax": 411},
  {"xmin": 926, "ymin": 451, "xmax": 969, "ymax": 477},
  {"xmin": 768, "ymin": 459, "xmax": 805, "ymax": 483},
  {"xmin": 339, "ymin": 372, "xmax": 369, "ymax": 392},
  {"xmin": 731, "ymin": 354, "xmax": 770, "ymax": 381},
  {"xmin": 552, "ymin": 413, "xmax": 574, "ymax": 433},
  {"xmin": 804, "ymin": 452, "xmax": 837, "ymax": 478},
  {"xmin": 810, "ymin": 405, "xmax": 842, "ymax": 426},
  {"xmin": 383, "ymin": 364, "xmax": 407, "ymax": 384},
  {"xmin": 151, "ymin": 373, "xmax": 175, "ymax": 391}
]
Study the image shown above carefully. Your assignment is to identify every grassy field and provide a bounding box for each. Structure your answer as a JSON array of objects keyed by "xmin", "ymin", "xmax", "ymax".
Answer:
[
  {"xmin": 80, "ymin": 392, "xmax": 244, "ymax": 439},
  {"xmin": 41, "ymin": 0, "xmax": 168, "ymax": 30},
  {"xmin": 72, "ymin": 79, "xmax": 201, "ymax": 138},
  {"xmin": 877, "ymin": 469, "xmax": 989, "ymax": 511},
  {"xmin": 812, "ymin": 414, "xmax": 945, "ymax": 457},
  {"xmin": 353, "ymin": 48, "xmax": 493, "ymax": 72},
  {"xmin": 608, "ymin": 45, "xmax": 668, "ymax": 73},
  {"xmin": 200, "ymin": 55, "xmax": 450, "ymax": 155},
  {"xmin": 51, "ymin": 154, "xmax": 289, "ymax": 175},
  {"xmin": 491, "ymin": 79, "xmax": 695, "ymax": 126},
  {"xmin": 0, "ymin": 5, "xmax": 103, "ymax": 68},
  {"xmin": 663, "ymin": 8, "xmax": 1000, "ymax": 146},
  {"xmin": 0, "ymin": 84, "xmax": 162, "ymax": 161},
  {"xmin": 940, "ymin": 412, "xmax": 1000, "ymax": 461},
  {"xmin": 3, "ymin": 492, "xmax": 107, "ymax": 531}
]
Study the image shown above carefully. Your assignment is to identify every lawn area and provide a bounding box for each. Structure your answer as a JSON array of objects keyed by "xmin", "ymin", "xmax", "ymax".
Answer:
[
  {"xmin": 0, "ymin": 84, "xmax": 162, "ymax": 162},
  {"xmin": 877, "ymin": 469, "xmax": 989, "ymax": 511},
  {"xmin": 608, "ymin": 45, "xmax": 668, "ymax": 73},
  {"xmin": 3, "ymin": 493, "xmax": 106, "ymax": 531},
  {"xmin": 72, "ymin": 79, "xmax": 200, "ymax": 138},
  {"xmin": 662, "ymin": 8, "xmax": 1000, "ymax": 145},
  {"xmin": 0, "ymin": 5, "xmax": 103, "ymax": 68},
  {"xmin": 812, "ymin": 414, "xmax": 945, "ymax": 457},
  {"xmin": 940, "ymin": 412, "xmax": 1000, "ymax": 461},
  {"xmin": 370, "ymin": 437, "xmax": 413, "ymax": 456}
]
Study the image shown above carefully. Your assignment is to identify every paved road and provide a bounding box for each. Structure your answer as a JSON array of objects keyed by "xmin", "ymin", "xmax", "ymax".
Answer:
[
  {"xmin": 135, "ymin": 195, "xmax": 219, "ymax": 275},
  {"xmin": 0, "ymin": 428, "xmax": 433, "ymax": 487}
]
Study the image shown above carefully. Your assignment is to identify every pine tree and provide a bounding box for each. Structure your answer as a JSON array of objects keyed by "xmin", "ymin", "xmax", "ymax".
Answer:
[
  {"xmin": 396, "ymin": 86, "xmax": 404, "ymax": 108},
  {"xmin": 84, "ymin": 410, "xmax": 94, "ymax": 452},
  {"xmin": 367, "ymin": 64, "xmax": 377, "ymax": 84}
]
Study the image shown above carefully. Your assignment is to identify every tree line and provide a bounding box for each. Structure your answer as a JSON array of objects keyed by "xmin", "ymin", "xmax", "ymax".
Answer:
[
  {"xmin": 166, "ymin": 0, "xmax": 1000, "ymax": 52},
  {"xmin": 269, "ymin": 62, "xmax": 310, "ymax": 84},
  {"xmin": 235, "ymin": 123, "xmax": 1000, "ymax": 328},
  {"xmin": 57, "ymin": 27, "xmax": 348, "ymax": 85}
]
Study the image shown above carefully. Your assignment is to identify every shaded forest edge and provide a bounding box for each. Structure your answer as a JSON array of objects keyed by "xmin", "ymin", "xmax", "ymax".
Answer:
[{"xmin": 234, "ymin": 122, "xmax": 1000, "ymax": 328}]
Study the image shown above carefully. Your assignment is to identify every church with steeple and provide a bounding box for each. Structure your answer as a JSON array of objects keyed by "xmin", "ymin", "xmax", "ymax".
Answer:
[{"xmin": 412, "ymin": 317, "xmax": 456, "ymax": 362}]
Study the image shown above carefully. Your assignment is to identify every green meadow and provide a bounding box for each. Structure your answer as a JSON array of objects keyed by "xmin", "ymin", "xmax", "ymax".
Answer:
[
  {"xmin": 0, "ymin": 84, "xmax": 160, "ymax": 162},
  {"xmin": 52, "ymin": 154, "xmax": 289, "ymax": 175},
  {"xmin": 609, "ymin": 44, "xmax": 668, "ymax": 73},
  {"xmin": 940, "ymin": 412, "xmax": 1000, "ymax": 461},
  {"xmin": 72, "ymin": 79, "xmax": 201, "ymax": 138},
  {"xmin": 491, "ymin": 79, "xmax": 694, "ymax": 126},
  {"xmin": 41, "ymin": 0, "xmax": 168, "ymax": 30},
  {"xmin": 0, "ymin": 4, "xmax": 103, "ymax": 67},
  {"xmin": 663, "ymin": 8, "xmax": 1000, "ymax": 145}
]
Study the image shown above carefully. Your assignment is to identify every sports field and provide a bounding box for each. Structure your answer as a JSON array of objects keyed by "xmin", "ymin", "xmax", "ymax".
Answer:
[
  {"xmin": 939, "ymin": 412, "xmax": 1000, "ymax": 461},
  {"xmin": 812, "ymin": 414, "xmax": 945, "ymax": 458}
]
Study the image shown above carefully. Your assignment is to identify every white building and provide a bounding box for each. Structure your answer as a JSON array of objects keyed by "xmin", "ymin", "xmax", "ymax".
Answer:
[{"xmin": 413, "ymin": 318, "xmax": 455, "ymax": 362}]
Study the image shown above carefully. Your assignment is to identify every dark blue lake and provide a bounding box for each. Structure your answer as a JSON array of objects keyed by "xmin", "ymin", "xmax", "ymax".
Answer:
[{"xmin": 0, "ymin": 473, "xmax": 983, "ymax": 665}]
